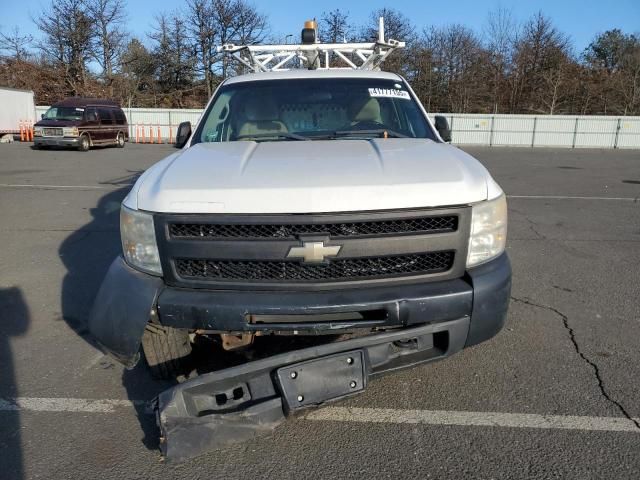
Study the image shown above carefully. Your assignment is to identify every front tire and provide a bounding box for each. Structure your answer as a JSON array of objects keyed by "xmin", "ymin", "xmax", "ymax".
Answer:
[
  {"xmin": 116, "ymin": 132, "xmax": 125, "ymax": 148},
  {"xmin": 141, "ymin": 324, "xmax": 192, "ymax": 380},
  {"xmin": 78, "ymin": 134, "xmax": 90, "ymax": 152}
]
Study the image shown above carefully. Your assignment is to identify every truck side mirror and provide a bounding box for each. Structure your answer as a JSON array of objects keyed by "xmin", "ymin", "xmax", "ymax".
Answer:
[
  {"xmin": 175, "ymin": 121, "xmax": 192, "ymax": 148},
  {"xmin": 434, "ymin": 115, "xmax": 452, "ymax": 143}
]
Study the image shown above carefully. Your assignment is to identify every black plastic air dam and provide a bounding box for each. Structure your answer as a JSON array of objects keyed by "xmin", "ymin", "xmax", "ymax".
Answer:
[
  {"xmin": 88, "ymin": 257, "xmax": 163, "ymax": 366},
  {"xmin": 155, "ymin": 318, "xmax": 469, "ymax": 462},
  {"xmin": 88, "ymin": 253, "xmax": 510, "ymax": 367}
]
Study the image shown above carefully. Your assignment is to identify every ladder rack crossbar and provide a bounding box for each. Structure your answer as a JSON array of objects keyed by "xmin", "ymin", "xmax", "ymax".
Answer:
[
  {"xmin": 216, "ymin": 17, "xmax": 405, "ymax": 73},
  {"xmin": 217, "ymin": 40, "xmax": 405, "ymax": 73}
]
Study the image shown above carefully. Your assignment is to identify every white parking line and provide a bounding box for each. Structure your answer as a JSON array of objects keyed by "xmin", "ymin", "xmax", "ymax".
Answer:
[
  {"xmin": 2, "ymin": 397, "xmax": 639, "ymax": 433},
  {"xmin": 0, "ymin": 397, "xmax": 144, "ymax": 413},
  {"xmin": 306, "ymin": 407, "xmax": 640, "ymax": 433},
  {"xmin": 0, "ymin": 183, "xmax": 113, "ymax": 190},
  {"xmin": 508, "ymin": 195, "xmax": 637, "ymax": 201}
]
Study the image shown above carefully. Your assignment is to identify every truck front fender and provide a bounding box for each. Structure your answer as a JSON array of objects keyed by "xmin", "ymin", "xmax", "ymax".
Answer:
[{"xmin": 88, "ymin": 256, "xmax": 163, "ymax": 367}]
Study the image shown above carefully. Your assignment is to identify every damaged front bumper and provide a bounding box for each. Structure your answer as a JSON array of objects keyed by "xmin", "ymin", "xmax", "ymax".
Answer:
[
  {"xmin": 156, "ymin": 317, "xmax": 469, "ymax": 462},
  {"xmin": 89, "ymin": 253, "xmax": 512, "ymax": 366},
  {"xmin": 88, "ymin": 254, "xmax": 511, "ymax": 460}
]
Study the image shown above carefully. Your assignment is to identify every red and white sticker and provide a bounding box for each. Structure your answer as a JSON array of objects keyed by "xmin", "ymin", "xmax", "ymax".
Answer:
[{"xmin": 368, "ymin": 88, "xmax": 410, "ymax": 100}]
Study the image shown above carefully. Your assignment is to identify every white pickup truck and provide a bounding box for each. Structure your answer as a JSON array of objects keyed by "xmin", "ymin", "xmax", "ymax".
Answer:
[{"xmin": 89, "ymin": 27, "xmax": 511, "ymax": 461}]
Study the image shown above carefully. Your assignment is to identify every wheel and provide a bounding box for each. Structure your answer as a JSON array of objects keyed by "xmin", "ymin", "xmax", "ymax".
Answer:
[
  {"xmin": 141, "ymin": 324, "xmax": 192, "ymax": 380},
  {"xmin": 78, "ymin": 134, "xmax": 90, "ymax": 152},
  {"xmin": 116, "ymin": 132, "xmax": 125, "ymax": 148}
]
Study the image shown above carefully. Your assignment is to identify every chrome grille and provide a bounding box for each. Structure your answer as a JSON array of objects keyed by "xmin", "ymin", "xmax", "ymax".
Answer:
[{"xmin": 42, "ymin": 127, "xmax": 63, "ymax": 136}]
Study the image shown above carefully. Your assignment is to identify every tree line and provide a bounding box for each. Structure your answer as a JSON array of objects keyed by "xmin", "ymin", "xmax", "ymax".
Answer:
[{"xmin": 0, "ymin": 1, "xmax": 638, "ymax": 115}]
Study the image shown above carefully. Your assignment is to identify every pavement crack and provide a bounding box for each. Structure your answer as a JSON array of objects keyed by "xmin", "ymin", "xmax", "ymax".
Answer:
[
  {"xmin": 510, "ymin": 207, "xmax": 546, "ymax": 239},
  {"xmin": 510, "ymin": 295, "xmax": 640, "ymax": 430}
]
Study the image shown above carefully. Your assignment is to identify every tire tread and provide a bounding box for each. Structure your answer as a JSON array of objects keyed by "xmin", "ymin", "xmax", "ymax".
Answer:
[{"xmin": 141, "ymin": 324, "xmax": 192, "ymax": 380}]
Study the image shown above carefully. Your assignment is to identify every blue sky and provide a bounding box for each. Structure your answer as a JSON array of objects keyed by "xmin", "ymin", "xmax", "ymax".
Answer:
[{"xmin": 2, "ymin": 0, "xmax": 639, "ymax": 52}]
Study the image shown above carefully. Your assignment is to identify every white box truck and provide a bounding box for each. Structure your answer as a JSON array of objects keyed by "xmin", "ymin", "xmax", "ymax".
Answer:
[{"xmin": 0, "ymin": 87, "xmax": 36, "ymax": 134}]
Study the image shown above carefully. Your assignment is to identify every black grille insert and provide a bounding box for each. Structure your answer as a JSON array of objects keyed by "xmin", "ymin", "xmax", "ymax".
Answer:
[
  {"xmin": 175, "ymin": 251, "xmax": 454, "ymax": 283},
  {"xmin": 169, "ymin": 216, "xmax": 457, "ymax": 240}
]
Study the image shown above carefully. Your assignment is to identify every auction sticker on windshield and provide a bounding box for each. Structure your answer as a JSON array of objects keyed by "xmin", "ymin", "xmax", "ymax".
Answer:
[{"xmin": 368, "ymin": 88, "xmax": 410, "ymax": 100}]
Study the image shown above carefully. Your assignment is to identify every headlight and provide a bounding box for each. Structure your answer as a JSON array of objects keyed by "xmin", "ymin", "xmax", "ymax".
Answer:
[
  {"xmin": 63, "ymin": 127, "xmax": 79, "ymax": 137},
  {"xmin": 120, "ymin": 205, "xmax": 162, "ymax": 275},
  {"xmin": 34, "ymin": 127, "xmax": 43, "ymax": 137},
  {"xmin": 467, "ymin": 194, "xmax": 507, "ymax": 268}
]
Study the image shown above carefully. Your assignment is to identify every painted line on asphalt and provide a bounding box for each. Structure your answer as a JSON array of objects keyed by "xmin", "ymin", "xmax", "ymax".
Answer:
[
  {"xmin": 0, "ymin": 183, "xmax": 126, "ymax": 190},
  {"xmin": 1, "ymin": 397, "xmax": 639, "ymax": 433},
  {"xmin": 0, "ymin": 397, "xmax": 145, "ymax": 413},
  {"xmin": 304, "ymin": 407, "xmax": 640, "ymax": 433},
  {"xmin": 508, "ymin": 195, "xmax": 638, "ymax": 201}
]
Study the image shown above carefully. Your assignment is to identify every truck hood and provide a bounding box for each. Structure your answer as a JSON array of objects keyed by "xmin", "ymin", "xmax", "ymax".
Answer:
[{"xmin": 131, "ymin": 139, "xmax": 495, "ymax": 214}]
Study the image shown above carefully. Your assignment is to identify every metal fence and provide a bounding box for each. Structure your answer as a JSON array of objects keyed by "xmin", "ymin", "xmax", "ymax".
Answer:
[
  {"xmin": 437, "ymin": 114, "xmax": 640, "ymax": 149},
  {"xmin": 35, "ymin": 106, "xmax": 640, "ymax": 148}
]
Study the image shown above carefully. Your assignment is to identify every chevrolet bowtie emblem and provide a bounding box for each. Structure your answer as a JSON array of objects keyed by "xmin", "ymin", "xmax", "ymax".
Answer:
[{"xmin": 286, "ymin": 241, "xmax": 342, "ymax": 263}]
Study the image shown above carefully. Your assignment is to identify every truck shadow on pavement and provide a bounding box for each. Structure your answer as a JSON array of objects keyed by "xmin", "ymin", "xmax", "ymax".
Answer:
[
  {"xmin": 0, "ymin": 286, "xmax": 30, "ymax": 480},
  {"xmin": 58, "ymin": 182, "xmax": 172, "ymax": 452}
]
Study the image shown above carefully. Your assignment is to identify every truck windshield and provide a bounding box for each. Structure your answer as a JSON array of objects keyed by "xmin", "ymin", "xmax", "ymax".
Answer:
[
  {"xmin": 43, "ymin": 106, "xmax": 84, "ymax": 121},
  {"xmin": 194, "ymin": 78, "xmax": 436, "ymax": 143}
]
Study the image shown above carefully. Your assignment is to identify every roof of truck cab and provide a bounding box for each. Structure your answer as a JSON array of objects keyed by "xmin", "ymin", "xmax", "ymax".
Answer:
[{"xmin": 223, "ymin": 69, "xmax": 403, "ymax": 85}]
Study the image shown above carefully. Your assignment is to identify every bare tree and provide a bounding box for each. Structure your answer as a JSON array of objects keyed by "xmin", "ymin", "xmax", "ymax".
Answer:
[
  {"xmin": 118, "ymin": 38, "xmax": 156, "ymax": 106},
  {"xmin": 86, "ymin": 0, "xmax": 128, "ymax": 95},
  {"xmin": 0, "ymin": 27, "xmax": 33, "ymax": 61},
  {"xmin": 584, "ymin": 30, "xmax": 640, "ymax": 114},
  {"xmin": 509, "ymin": 12, "xmax": 571, "ymax": 113},
  {"xmin": 34, "ymin": 0, "xmax": 94, "ymax": 95},
  {"xmin": 149, "ymin": 13, "xmax": 196, "ymax": 106},
  {"xmin": 537, "ymin": 57, "xmax": 573, "ymax": 114},
  {"xmin": 483, "ymin": 7, "xmax": 518, "ymax": 113},
  {"xmin": 619, "ymin": 39, "xmax": 640, "ymax": 115},
  {"xmin": 187, "ymin": 0, "xmax": 216, "ymax": 97},
  {"xmin": 9, "ymin": 2, "xmax": 636, "ymax": 112},
  {"xmin": 211, "ymin": 0, "xmax": 268, "ymax": 78},
  {"xmin": 361, "ymin": 8, "xmax": 414, "ymax": 42},
  {"xmin": 405, "ymin": 35, "xmax": 438, "ymax": 111},
  {"xmin": 359, "ymin": 8, "xmax": 414, "ymax": 76},
  {"xmin": 424, "ymin": 25, "xmax": 488, "ymax": 112},
  {"xmin": 320, "ymin": 9, "xmax": 351, "ymax": 43},
  {"xmin": 232, "ymin": 0, "xmax": 268, "ymax": 45}
]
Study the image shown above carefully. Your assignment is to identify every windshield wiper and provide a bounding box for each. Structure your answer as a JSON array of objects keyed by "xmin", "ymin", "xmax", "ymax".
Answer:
[
  {"xmin": 331, "ymin": 129, "xmax": 408, "ymax": 139},
  {"xmin": 236, "ymin": 132, "xmax": 310, "ymax": 141}
]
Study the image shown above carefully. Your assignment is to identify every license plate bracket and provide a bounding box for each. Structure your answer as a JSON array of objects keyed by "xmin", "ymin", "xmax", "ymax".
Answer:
[{"xmin": 276, "ymin": 350, "xmax": 365, "ymax": 410}]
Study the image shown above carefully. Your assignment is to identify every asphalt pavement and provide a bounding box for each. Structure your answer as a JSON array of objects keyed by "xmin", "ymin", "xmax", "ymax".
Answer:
[{"xmin": 0, "ymin": 142, "xmax": 639, "ymax": 479}]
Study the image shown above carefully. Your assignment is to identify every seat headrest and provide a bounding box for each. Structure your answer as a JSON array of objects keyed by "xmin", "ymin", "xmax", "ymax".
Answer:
[
  {"xmin": 243, "ymin": 97, "xmax": 280, "ymax": 121},
  {"xmin": 349, "ymin": 97, "xmax": 382, "ymax": 123}
]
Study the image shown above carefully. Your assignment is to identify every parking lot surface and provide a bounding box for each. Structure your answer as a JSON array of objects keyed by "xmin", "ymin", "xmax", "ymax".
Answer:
[{"xmin": 1, "ymin": 143, "xmax": 639, "ymax": 479}]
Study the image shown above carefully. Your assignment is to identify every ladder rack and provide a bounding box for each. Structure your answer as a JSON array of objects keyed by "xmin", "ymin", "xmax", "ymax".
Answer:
[{"xmin": 217, "ymin": 17, "xmax": 405, "ymax": 73}]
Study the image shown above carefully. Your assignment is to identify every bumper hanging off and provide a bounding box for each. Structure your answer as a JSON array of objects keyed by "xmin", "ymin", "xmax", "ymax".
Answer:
[{"xmin": 156, "ymin": 318, "xmax": 469, "ymax": 462}]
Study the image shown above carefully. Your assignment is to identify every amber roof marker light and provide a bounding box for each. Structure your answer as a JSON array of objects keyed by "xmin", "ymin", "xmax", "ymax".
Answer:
[{"xmin": 301, "ymin": 20, "xmax": 318, "ymax": 44}]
